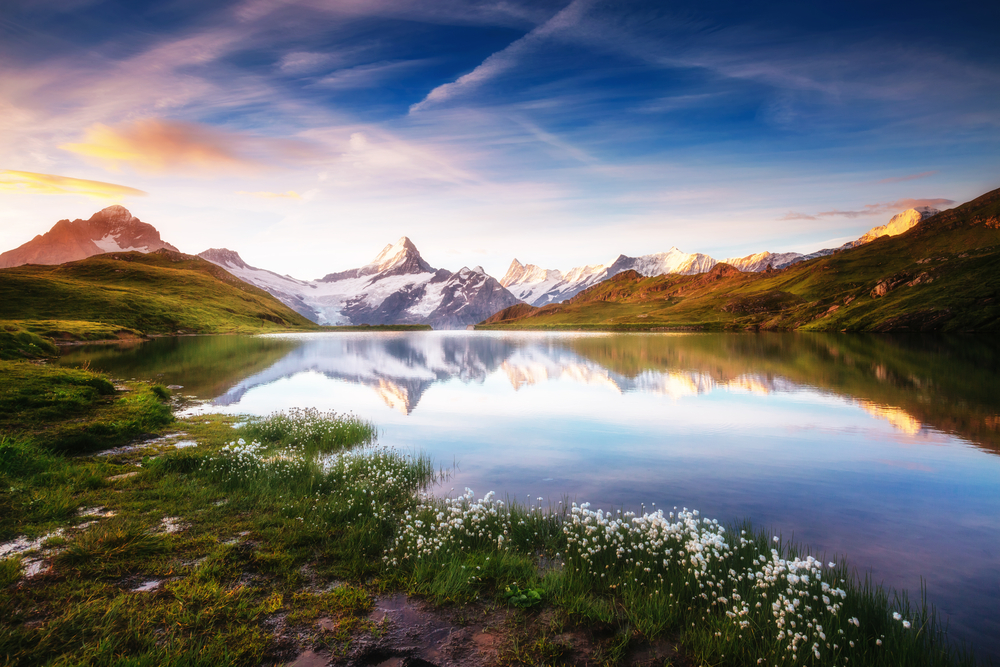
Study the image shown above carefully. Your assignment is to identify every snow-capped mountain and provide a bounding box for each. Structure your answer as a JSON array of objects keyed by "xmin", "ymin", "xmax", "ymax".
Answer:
[
  {"xmin": 197, "ymin": 248, "xmax": 317, "ymax": 321},
  {"xmin": 501, "ymin": 248, "xmax": 718, "ymax": 306},
  {"xmin": 0, "ymin": 205, "xmax": 178, "ymax": 268},
  {"xmin": 845, "ymin": 206, "xmax": 939, "ymax": 248},
  {"xmin": 504, "ymin": 208, "xmax": 940, "ymax": 306},
  {"xmin": 721, "ymin": 250, "xmax": 833, "ymax": 272},
  {"xmin": 199, "ymin": 238, "xmax": 521, "ymax": 329}
]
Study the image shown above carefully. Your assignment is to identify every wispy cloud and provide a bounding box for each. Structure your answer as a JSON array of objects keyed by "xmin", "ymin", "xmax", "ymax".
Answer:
[
  {"xmin": 409, "ymin": 0, "xmax": 596, "ymax": 113},
  {"xmin": 875, "ymin": 171, "xmax": 937, "ymax": 184},
  {"xmin": 0, "ymin": 169, "xmax": 147, "ymax": 198},
  {"xmin": 61, "ymin": 119, "xmax": 319, "ymax": 174},
  {"xmin": 780, "ymin": 198, "xmax": 956, "ymax": 221},
  {"xmin": 237, "ymin": 190, "xmax": 300, "ymax": 199},
  {"xmin": 313, "ymin": 60, "xmax": 428, "ymax": 90}
]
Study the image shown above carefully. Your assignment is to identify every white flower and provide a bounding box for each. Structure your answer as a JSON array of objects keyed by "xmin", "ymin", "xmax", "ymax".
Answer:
[
  {"xmin": 893, "ymin": 612, "xmax": 902, "ymax": 621},
  {"xmin": 902, "ymin": 620, "xmax": 911, "ymax": 629}
]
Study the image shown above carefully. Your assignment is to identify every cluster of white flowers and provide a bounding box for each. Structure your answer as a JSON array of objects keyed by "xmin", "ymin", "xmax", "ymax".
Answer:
[
  {"xmin": 388, "ymin": 492, "xmax": 920, "ymax": 663},
  {"xmin": 243, "ymin": 408, "xmax": 375, "ymax": 452},
  {"xmin": 385, "ymin": 488, "xmax": 513, "ymax": 566},
  {"xmin": 321, "ymin": 448, "xmax": 427, "ymax": 524}
]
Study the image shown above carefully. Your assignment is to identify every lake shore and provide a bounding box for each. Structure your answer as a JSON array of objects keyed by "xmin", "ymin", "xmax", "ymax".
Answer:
[{"xmin": 0, "ymin": 358, "xmax": 981, "ymax": 666}]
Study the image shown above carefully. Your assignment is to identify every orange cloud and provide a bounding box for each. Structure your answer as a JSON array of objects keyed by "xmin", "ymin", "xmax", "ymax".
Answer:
[
  {"xmin": 0, "ymin": 169, "xmax": 147, "ymax": 199},
  {"xmin": 61, "ymin": 119, "xmax": 318, "ymax": 174},
  {"xmin": 236, "ymin": 190, "xmax": 300, "ymax": 199}
]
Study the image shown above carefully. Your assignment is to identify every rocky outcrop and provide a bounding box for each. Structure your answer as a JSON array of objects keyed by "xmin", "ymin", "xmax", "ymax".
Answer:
[{"xmin": 0, "ymin": 205, "xmax": 178, "ymax": 268}]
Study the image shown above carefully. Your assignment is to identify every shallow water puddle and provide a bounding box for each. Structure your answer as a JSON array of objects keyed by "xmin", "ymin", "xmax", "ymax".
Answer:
[
  {"xmin": 158, "ymin": 516, "xmax": 186, "ymax": 533},
  {"xmin": 0, "ymin": 530, "xmax": 63, "ymax": 558},
  {"xmin": 131, "ymin": 579, "xmax": 163, "ymax": 592}
]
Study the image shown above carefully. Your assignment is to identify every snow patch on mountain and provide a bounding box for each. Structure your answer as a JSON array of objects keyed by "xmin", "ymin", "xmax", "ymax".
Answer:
[
  {"xmin": 503, "ymin": 206, "xmax": 941, "ymax": 306},
  {"xmin": 198, "ymin": 238, "xmax": 519, "ymax": 329},
  {"xmin": 502, "ymin": 248, "xmax": 721, "ymax": 307}
]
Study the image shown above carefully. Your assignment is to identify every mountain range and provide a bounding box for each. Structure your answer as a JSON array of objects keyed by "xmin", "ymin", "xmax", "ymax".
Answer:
[
  {"xmin": 482, "ymin": 189, "xmax": 1000, "ymax": 332},
  {"xmin": 0, "ymin": 202, "xmax": 945, "ymax": 328},
  {"xmin": 198, "ymin": 239, "xmax": 520, "ymax": 329},
  {"xmin": 501, "ymin": 206, "xmax": 939, "ymax": 306}
]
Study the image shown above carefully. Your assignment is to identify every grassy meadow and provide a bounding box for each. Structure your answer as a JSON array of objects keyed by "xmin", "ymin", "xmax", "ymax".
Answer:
[
  {"xmin": 0, "ymin": 352, "xmax": 983, "ymax": 666},
  {"xmin": 0, "ymin": 250, "xmax": 319, "ymax": 339}
]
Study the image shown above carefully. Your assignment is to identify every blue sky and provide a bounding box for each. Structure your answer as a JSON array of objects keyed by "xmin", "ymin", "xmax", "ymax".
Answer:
[{"xmin": 1, "ymin": 0, "xmax": 998, "ymax": 278}]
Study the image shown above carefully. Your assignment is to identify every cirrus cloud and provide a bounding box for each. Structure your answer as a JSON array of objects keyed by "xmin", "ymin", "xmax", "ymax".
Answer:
[
  {"xmin": 0, "ymin": 169, "xmax": 147, "ymax": 199},
  {"xmin": 237, "ymin": 190, "xmax": 301, "ymax": 199}
]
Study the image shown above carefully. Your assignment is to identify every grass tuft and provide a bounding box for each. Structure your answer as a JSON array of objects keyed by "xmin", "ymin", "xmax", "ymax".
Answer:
[
  {"xmin": 0, "ymin": 556, "xmax": 23, "ymax": 588},
  {"xmin": 57, "ymin": 518, "xmax": 171, "ymax": 576}
]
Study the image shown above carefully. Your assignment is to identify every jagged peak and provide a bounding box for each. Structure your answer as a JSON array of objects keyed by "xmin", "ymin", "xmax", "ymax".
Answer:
[
  {"xmin": 472, "ymin": 265, "xmax": 485, "ymax": 275},
  {"xmin": 91, "ymin": 204, "xmax": 137, "ymax": 226},
  {"xmin": 198, "ymin": 248, "xmax": 249, "ymax": 269},
  {"xmin": 372, "ymin": 236, "xmax": 420, "ymax": 265}
]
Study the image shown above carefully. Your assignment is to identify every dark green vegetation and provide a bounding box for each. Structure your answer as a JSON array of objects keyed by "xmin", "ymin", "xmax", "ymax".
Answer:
[
  {"xmin": 481, "ymin": 187, "xmax": 1000, "ymax": 332},
  {"xmin": 0, "ymin": 249, "xmax": 318, "ymax": 339},
  {"xmin": 0, "ymin": 325, "xmax": 57, "ymax": 360},
  {"xmin": 1, "ymin": 361, "xmax": 982, "ymax": 666},
  {"xmin": 0, "ymin": 361, "xmax": 172, "ymax": 455},
  {"xmin": 58, "ymin": 334, "xmax": 303, "ymax": 398}
]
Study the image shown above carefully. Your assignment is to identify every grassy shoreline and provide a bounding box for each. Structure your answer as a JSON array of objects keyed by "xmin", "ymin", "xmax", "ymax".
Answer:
[{"xmin": 0, "ymin": 361, "xmax": 981, "ymax": 666}]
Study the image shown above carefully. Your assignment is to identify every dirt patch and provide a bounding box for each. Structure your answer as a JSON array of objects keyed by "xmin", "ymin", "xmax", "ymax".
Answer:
[{"xmin": 282, "ymin": 593, "xmax": 513, "ymax": 667}]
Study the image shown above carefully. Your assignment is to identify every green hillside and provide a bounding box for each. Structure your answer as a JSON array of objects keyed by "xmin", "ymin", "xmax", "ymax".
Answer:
[
  {"xmin": 0, "ymin": 250, "xmax": 319, "ymax": 338},
  {"xmin": 481, "ymin": 186, "xmax": 1000, "ymax": 332}
]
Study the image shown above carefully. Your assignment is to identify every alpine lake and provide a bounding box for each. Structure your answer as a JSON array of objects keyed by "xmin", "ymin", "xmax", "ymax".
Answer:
[{"xmin": 57, "ymin": 331, "xmax": 1000, "ymax": 661}]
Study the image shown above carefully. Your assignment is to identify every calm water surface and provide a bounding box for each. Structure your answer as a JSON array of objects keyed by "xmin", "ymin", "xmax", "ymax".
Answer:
[{"xmin": 60, "ymin": 332, "xmax": 1000, "ymax": 659}]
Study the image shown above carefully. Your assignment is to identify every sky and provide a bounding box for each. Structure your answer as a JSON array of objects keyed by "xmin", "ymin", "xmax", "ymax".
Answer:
[{"xmin": 2, "ymin": 0, "xmax": 999, "ymax": 279}]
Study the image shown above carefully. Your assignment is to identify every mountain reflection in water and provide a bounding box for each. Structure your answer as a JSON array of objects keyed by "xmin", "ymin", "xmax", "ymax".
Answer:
[
  {"xmin": 59, "ymin": 331, "xmax": 1000, "ymax": 658},
  {"xmin": 177, "ymin": 332, "xmax": 998, "ymax": 452}
]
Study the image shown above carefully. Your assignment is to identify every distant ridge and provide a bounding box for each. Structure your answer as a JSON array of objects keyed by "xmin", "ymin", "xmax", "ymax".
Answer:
[
  {"xmin": 502, "ymin": 206, "xmax": 943, "ymax": 306},
  {"xmin": 478, "ymin": 188, "xmax": 1000, "ymax": 332}
]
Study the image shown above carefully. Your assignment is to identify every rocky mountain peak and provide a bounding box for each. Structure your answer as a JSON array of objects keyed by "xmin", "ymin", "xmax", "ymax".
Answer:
[
  {"xmin": 198, "ymin": 248, "xmax": 249, "ymax": 269},
  {"xmin": 372, "ymin": 236, "xmax": 421, "ymax": 269},
  {"xmin": 848, "ymin": 207, "xmax": 940, "ymax": 248},
  {"xmin": 89, "ymin": 204, "xmax": 138, "ymax": 232},
  {"xmin": 500, "ymin": 259, "xmax": 526, "ymax": 286},
  {"xmin": 0, "ymin": 205, "xmax": 177, "ymax": 268}
]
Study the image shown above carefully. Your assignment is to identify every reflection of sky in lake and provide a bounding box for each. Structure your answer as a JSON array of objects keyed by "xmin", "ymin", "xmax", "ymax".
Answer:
[{"xmin": 74, "ymin": 331, "xmax": 1000, "ymax": 658}]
